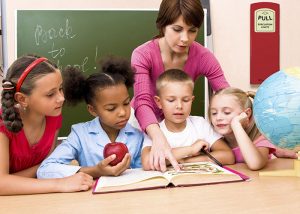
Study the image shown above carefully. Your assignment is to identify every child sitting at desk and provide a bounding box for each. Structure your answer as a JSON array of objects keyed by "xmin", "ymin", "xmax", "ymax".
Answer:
[
  {"xmin": 209, "ymin": 87, "xmax": 298, "ymax": 170},
  {"xmin": 0, "ymin": 55, "xmax": 93, "ymax": 195},
  {"xmin": 38, "ymin": 57, "xmax": 143, "ymax": 179},
  {"xmin": 141, "ymin": 69, "xmax": 235, "ymax": 171}
]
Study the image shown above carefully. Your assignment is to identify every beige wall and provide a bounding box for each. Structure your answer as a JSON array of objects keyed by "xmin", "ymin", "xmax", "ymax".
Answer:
[
  {"xmin": 211, "ymin": 0, "xmax": 300, "ymax": 91},
  {"xmin": 3, "ymin": 0, "xmax": 300, "ymax": 91}
]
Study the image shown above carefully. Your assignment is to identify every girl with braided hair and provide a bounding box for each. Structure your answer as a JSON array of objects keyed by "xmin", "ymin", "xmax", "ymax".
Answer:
[{"xmin": 0, "ymin": 55, "xmax": 93, "ymax": 195}]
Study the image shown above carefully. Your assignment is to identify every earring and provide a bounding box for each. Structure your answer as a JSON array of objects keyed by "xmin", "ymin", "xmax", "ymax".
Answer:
[{"xmin": 23, "ymin": 106, "xmax": 27, "ymax": 111}]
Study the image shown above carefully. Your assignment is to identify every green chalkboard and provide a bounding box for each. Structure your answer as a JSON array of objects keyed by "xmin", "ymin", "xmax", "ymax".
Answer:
[{"xmin": 17, "ymin": 10, "xmax": 205, "ymax": 137}]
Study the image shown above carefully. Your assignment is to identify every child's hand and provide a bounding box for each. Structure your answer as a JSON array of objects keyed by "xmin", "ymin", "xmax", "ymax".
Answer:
[
  {"xmin": 190, "ymin": 140, "xmax": 209, "ymax": 157},
  {"xmin": 58, "ymin": 172, "xmax": 94, "ymax": 192},
  {"xmin": 231, "ymin": 112, "xmax": 249, "ymax": 128},
  {"xmin": 96, "ymin": 153, "xmax": 131, "ymax": 176},
  {"xmin": 274, "ymin": 146, "xmax": 298, "ymax": 159}
]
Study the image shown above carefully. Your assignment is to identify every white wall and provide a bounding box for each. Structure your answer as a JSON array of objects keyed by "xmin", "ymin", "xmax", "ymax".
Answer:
[{"xmin": 3, "ymin": 0, "xmax": 300, "ymax": 91}]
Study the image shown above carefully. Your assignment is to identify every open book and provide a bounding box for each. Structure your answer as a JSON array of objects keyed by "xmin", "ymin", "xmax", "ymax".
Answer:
[{"xmin": 93, "ymin": 162, "xmax": 249, "ymax": 194}]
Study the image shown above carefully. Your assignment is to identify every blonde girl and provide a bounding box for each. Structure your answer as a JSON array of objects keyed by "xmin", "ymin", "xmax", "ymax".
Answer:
[{"xmin": 209, "ymin": 87, "xmax": 297, "ymax": 170}]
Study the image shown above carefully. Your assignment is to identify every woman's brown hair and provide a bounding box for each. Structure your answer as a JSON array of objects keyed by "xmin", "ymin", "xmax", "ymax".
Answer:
[{"xmin": 155, "ymin": 0, "xmax": 204, "ymax": 38}]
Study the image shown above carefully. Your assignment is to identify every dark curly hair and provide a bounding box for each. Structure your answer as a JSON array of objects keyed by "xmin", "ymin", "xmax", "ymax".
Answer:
[
  {"xmin": 1, "ymin": 54, "xmax": 58, "ymax": 132},
  {"xmin": 63, "ymin": 56, "xmax": 135, "ymax": 106}
]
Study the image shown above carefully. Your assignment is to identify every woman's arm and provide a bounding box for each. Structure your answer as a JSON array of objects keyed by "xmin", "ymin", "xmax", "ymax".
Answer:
[
  {"xmin": 231, "ymin": 113, "xmax": 269, "ymax": 170},
  {"xmin": 131, "ymin": 48, "xmax": 159, "ymax": 131},
  {"xmin": 0, "ymin": 133, "xmax": 93, "ymax": 196},
  {"xmin": 131, "ymin": 44, "xmax": 180, "ymax": 172},
  {"xmin": 196, "ymin": 47, "xmax": 230, "ymax": 91}
]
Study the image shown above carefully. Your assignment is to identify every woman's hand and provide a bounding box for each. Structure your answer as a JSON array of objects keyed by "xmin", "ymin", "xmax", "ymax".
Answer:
[{"xmin": 146, "ymin": 124, "xmax": 180, "ymax": 172}]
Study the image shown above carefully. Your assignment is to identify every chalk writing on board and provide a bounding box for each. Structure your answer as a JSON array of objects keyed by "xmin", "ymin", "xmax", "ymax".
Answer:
[
  {"xmin": 34, "ymin": 19, "xmax": 77, "ymax": 45},
  {"xmin": 52, "ymin": 45, "xmax": 98, "ymax": 73},
  {"xmin": 48, "ymin": 42, "xmax": 65, "ymax": 58},
  {"xmin": 34, "ymin": 18, "xmax": 98, "ymax": 73}
]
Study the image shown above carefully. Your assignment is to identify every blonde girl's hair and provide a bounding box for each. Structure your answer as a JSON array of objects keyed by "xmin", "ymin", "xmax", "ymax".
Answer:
[{"xmin": 209, "ymin": 87, "xmax": 260, "ymax": 141}]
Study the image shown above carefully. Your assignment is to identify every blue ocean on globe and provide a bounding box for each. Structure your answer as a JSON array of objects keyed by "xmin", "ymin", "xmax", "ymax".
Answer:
[{"xmin": 253, "ymin": 67, "xmax": 300, "ymax": 149}]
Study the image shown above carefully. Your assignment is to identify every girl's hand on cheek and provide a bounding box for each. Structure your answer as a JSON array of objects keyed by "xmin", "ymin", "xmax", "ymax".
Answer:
[
  {"xmin": 96, "ymin": 153, "xmax": 131, "ymax": 176},
  {"xmin": 231, "ymin": 112, "xmax": 248, "ymax": 128}
]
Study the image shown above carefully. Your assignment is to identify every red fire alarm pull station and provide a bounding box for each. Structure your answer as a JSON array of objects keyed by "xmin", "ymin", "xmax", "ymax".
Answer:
[{"xmin": 250, "ymin": 2, "xmax": 280, "ymax": 84}]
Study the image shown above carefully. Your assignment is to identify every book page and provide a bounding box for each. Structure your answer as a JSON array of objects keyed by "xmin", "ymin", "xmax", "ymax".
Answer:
[
  {"xmin": 163, "ymin": 162, "xmax": 242, "ymax": 186},
  {"xmin": 94, "ymin": 177, "xmax": 170, "ymax": 193},
  {"xmin": 163, "ymin": 162, "xmax": 231, "ymax": 179},
  {"xmin": 95, "ymin": 168, "xmax": 164, "ymax": 188}
]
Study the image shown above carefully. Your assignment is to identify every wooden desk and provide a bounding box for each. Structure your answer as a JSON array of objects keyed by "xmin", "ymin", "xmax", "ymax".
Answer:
[{"xmin": 0, "ymin": 159, "xmax": 299, "ymax": 214}]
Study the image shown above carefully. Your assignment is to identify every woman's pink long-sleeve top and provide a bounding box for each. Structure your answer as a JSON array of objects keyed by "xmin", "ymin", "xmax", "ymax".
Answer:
[{"xmin": 131, "ymin": 39, "xmax": 229, "ymax": 131}]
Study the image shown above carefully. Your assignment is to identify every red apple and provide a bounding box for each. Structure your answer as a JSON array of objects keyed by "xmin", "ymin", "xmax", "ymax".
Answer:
[{"xmin": 103, "ymin": 142, "xmax": 129, "ymax": 166}]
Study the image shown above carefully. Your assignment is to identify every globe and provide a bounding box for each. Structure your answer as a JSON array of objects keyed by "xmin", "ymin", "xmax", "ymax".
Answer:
[{"xmin": 253, "ymin": 67, "xmax": 300, "ymax": 149}]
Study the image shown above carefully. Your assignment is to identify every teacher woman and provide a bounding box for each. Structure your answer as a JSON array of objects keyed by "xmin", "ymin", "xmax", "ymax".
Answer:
[{"xmin": 131, "ymin": 0, "xmax": 229, "ymax": 171}]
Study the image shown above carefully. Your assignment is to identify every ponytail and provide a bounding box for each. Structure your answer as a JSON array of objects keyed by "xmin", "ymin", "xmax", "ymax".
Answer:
[{"xmin": 63, "ymin": 56, "xmax": 135, "ymax": 106}]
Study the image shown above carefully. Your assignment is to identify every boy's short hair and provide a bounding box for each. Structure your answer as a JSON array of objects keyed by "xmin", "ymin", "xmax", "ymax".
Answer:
[{"xmin": 156, "ymin": 69, "xmax": 194, "ymax": 95}]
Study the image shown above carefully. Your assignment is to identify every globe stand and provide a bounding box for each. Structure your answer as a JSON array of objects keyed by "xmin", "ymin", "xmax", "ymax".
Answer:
[{"xmin": 259, "ymin": 152, "xmax": 300, "ymax": 177}]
